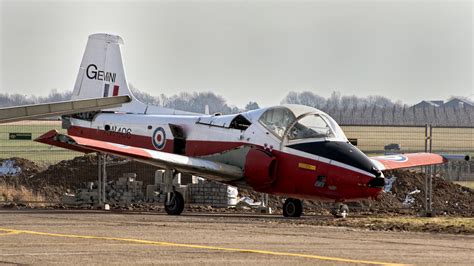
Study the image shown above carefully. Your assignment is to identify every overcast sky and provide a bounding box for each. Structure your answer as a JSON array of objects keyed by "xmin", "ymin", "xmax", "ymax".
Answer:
[{"xmin": 0, "ymin": 0, "xmax": 472, "ymax": 107}]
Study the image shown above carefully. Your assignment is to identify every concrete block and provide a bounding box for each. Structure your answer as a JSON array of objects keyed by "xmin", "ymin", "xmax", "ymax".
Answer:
[
  {"xmin": 123, "ymin": 173, "xmax": 137, "ymax": 179},
  {"xmin": 155, "ymin": 170, "xmax": 165, "ymax": 184}
]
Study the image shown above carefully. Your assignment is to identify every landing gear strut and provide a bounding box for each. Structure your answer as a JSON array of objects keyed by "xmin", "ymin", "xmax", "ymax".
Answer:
[
  {"xmin": 165, "ymin": 191, "xmax": 184, "ymax": 215},
  {"xmin": 163, "ymin": 169, "xmax": 184, "ymax": 215},
  {"xmin": 283, "ymin": 198, "xmax": 303, "ymax": 217},
  {"xmin": 331, "ymin": 202, "xmax": 349, "ymax": 218}
]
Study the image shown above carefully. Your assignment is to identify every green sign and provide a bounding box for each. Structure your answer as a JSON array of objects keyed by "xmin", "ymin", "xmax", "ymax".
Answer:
[{"xmin": 9, "ymin": 133, "xmax": 32, "ymax": 140}]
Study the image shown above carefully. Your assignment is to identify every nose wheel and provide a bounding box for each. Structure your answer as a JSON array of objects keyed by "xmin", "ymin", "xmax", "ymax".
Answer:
[
  {"xmin": 331, "ymin": 202, "xmax": 349, "ymax": 218},
  {"xmin": 283, "ymin": 198, "xmax": 303, "ymax": 217},
  {"xmin": 164, "ymin": 191, "xmax": 184, "ymax": 215}
]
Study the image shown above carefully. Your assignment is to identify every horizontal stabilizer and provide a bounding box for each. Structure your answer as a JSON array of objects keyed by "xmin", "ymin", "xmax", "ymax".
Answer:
[{"xmin": 0, "ymin": 96, "xmax": 130, "ymax": 124}]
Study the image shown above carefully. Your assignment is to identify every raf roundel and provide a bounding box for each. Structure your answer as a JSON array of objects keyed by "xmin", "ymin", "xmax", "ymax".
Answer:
[
  {"xmin": 381, "ymin": 154, "xmax": 408, "ymax": 163},
  {"xmin": 152, "ymin": 127, "xmax": 167, "ymax": 150}
]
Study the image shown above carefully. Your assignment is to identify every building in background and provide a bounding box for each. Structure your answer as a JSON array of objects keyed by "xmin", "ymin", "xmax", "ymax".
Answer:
[{"xmin": 411, "ymin": 97, "xmax": 473, "ymax": 109}]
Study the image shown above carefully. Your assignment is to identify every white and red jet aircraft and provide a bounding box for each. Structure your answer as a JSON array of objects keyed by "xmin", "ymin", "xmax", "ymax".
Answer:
[{"xmin": 36, "ymin": 33, "xmax": 448, "ymax": 217}]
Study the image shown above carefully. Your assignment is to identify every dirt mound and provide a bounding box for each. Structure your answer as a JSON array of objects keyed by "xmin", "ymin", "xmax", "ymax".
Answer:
[
  {"xmin": 0, "ymin": 157, "xmax": 42, "ymax": 187},
  {"xmin": 32, "ymin": 155, "xmax": 160, "ymax": 188},
  {"xmin": 1, "ymin": 157, "xmax": 68, "ymax": 201},
  {"xmin": 0, "ymin": 157, "xmax": 41, "ymax": 177},
  {"xmin": 1, "ymin": 155, "xmax": 161, "ymax": 201},
  {"xmin": 375, "ymin": 170, "xmax": 473, "ymax": 215}
]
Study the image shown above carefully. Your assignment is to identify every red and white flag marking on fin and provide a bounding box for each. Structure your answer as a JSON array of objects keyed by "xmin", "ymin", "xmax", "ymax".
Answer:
[{"xmin": 103, "ymin": 84, "xmax": 120, "ymax": 97}]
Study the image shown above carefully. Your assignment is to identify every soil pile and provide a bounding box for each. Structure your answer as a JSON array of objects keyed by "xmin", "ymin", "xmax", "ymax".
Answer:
[
  {"xmin": 0, "ymin": 157, "xmax": 56, "ymax": 201},
  {"xmin": 1, "ymin": 155, "xmax": 160, "ymax": 200},
  {"xmin": 0, "ymin": 157, "xmax": 41, "ymax": 181},
  {"xmin": 372, "ymin": 170, "xmax": 473, "ymax": 215},
  {"xmin": 0, "ymin": 157, "xmax": 42, "ymax": 187},
  {"xmin": 32, "ymin": 155, "xmax": 160, "ymax": 189}
]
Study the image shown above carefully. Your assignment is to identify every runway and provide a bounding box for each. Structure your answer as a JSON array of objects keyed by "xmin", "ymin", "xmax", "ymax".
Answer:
[{"xmin": 0, "ymin": 209, "xmax": 472, "ymax": 265}]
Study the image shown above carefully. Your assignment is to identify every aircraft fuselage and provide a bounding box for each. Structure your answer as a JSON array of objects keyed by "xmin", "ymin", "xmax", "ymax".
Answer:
[{"xmin": 66, "ymin": 109, "xmax": 383, "ymax": 202}]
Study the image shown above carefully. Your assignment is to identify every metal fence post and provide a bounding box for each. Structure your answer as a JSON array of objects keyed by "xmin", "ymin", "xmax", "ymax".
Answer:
[
  {"xmin": 102, "ymin": 154, "xmax": 107, "ymax": 204},
  {"xmin": 97, "ymin": 153, "xmax": 102, "ymax": 206},
  {"xmin": 424, "ymin": 124, "xmax": 434, "ymax": 217},
  {"xmin": 424, "ymin": 125, "xmax": 428, "ymax": 215},
  {"xmin": 424, "ymin": 124, "xmax": 428, "ymax": 154},
  {"xmin": 429, "ymin": 124, "xmax": 433, "ymax": 215},
  {"xmin": 429, "ymin": 125, "xmax": 433, "ymax": 153}
]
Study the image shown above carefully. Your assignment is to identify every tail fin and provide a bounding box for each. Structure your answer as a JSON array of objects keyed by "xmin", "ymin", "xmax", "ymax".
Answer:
[
  {"xmin": 72, "ymin": 33, "xmax": 146, "ymax": 113},
  {"xmin": 72, "ymin": 33, "xmax": 197, "ymax": 115}
]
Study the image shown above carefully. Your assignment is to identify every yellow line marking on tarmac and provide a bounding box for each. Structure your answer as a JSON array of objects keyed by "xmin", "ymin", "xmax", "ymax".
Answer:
[
  {"xmin": 0, "ymin": 228, "xmax": 407, "ymax": 265},
  {"xmin": 0, "ymin": 231, "xmax": 21, "ymax": 236}
]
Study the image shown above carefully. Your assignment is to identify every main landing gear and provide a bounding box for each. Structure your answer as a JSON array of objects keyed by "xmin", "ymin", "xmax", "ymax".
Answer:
[
  {"xmin": 163, "ymin": 169, "xmax": 184, "ymax": 215},
  {"xmin": 165, "ymin": 191, "xmax": 185, "ymax": 215},
  {"xmin": 283, "ymin": 198, "xmax": 303, "ymax": 217}
]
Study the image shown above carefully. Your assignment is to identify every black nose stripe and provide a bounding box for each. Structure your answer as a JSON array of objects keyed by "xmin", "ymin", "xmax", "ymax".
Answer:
[{"xmin": 288, "ymin": 141, "xmax": 376, "ymax": 175}]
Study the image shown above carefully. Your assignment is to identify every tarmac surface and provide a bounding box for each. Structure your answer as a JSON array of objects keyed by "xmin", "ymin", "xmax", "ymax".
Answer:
[{"xmin": 0, "ymin": 209, "xmax": 473, "ymax": 265}]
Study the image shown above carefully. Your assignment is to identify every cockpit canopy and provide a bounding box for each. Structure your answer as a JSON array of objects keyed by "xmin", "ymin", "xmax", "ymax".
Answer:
[
  {"xmin": 255, "ymin": 105, "xmax": 347, "ymax": 142},
  {"xmin": 258, "ymin": 107, "xmax": 295, "ymax": 138}
]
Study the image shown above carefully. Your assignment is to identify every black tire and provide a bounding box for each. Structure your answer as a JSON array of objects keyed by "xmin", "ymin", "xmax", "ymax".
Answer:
[
  {"xmin": 339, "ymin": 204, "xmax": 349, "ymax": 218},
  {"xmin": 283, "ymin": 198, "xmax": 303, "ymax": 217},
  {"xmin": 331, "ymin": 203, "xmax": 349, "ymax": 218},
  {"xmin": 164, "ymin": 191, "xmax": 184, "ymax": 215},
  {"xmin": 340, "ymin": 204, "xmax": 349, "ymax": 214}
]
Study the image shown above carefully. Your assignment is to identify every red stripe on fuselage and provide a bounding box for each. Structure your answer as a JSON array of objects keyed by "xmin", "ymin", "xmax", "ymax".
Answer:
[{"xmin": 68, "ymin": 126, "xmax": 244, "ymax": 156}]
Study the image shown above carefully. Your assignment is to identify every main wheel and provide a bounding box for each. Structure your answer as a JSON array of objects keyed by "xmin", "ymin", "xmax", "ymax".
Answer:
[
  {"xmin": 283, "ymin": 198, "xmax": 303, "ymax": 217},
  {"xmin": 164, "ymin": 191, "xmax": 184, "ymax": 215}
]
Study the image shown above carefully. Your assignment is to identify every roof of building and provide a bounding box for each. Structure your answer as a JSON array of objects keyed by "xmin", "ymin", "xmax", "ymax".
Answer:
[
  {"xmin": 445, "ymin": 97, "xmax": 474, "ymax": 106},
  {"xmin": 412, "ymin": 100, "xmax": 443, "ymax": 108},
  {"xmin": 412, "ymin": 97, "xmax": 474, "ymax": 108}
]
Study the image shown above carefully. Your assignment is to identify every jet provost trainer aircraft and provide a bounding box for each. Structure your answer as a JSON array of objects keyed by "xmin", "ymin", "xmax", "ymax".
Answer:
[{"xmin": 36, "ymin": 33, "xmax": 448, "ymax": 217}]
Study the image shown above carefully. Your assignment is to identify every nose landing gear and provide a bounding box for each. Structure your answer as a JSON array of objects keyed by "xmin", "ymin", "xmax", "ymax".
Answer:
[
  {"xmin": 283, "ymin": 198, "xmax": 303, "ymax": 217},
  {"xmin": 331, "ymin": 202, "xmax": 349, "ymax": 218}
]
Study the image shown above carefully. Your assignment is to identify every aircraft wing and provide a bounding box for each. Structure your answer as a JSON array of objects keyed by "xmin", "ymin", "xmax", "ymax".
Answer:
[
  {"xmin": 35, "ymin": 130, "xmax": 243, "ymax": 182},
  {"xmin": 0, "ymin": 96, "xmax": 131, "ymax": 124},
  {"xmin": 370, "ymin": 153, "xmax": 447, "ymax": 171}
]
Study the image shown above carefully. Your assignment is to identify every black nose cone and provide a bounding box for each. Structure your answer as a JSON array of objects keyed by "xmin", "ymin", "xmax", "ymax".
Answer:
[
  {"xmin": 288, "ymin": 141, "xmax": 379, "ymax": 176},
  {"xmin": 367, "ymin": 177, "xmax": 385, "ymax": 188}
]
